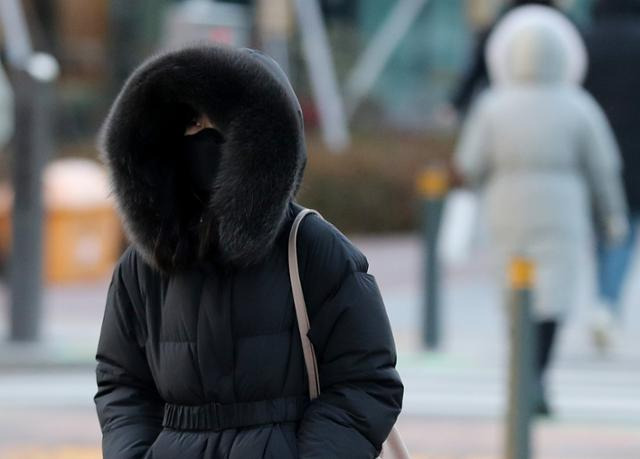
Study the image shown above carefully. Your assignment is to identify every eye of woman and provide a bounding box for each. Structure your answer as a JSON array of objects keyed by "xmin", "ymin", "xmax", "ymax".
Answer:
[{"xmin": 185, "ymin": 113, "xmax": 211, "ymax": 136}]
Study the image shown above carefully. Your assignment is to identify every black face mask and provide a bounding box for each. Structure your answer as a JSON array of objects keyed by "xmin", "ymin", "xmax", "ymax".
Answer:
[{"xmin": 181, "ymin": 128, "xmax": 225, "ymax": 194}]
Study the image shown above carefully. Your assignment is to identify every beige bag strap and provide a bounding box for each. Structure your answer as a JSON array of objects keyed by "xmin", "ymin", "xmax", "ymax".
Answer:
[
  {"xmin": 288, "ymin": 209, "xmax": 411, "ymax": 459},
  {"xmin": 288, "ymin": 208, "xmax": 322, "ymax": 400}
]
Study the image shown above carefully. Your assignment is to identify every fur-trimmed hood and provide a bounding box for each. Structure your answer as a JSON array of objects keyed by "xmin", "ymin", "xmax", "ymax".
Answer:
[
  {"xmin": 486, "ymin": 5, "xmax": 586, "ymax": 85},
  {"xmin": 100, "ymin": 45, "xmax": 306, "ymax": 272}
]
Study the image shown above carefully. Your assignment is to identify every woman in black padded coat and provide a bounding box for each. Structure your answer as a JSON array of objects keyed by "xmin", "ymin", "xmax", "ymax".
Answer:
[{"xmin": 94, "ymin": 45, "xmax": 403, "ymax": 459}]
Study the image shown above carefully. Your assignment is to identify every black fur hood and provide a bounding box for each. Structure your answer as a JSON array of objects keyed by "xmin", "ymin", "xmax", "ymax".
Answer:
[{"xmin": 100, "ymin": 45, "xmax": 306, "ymax": 272}]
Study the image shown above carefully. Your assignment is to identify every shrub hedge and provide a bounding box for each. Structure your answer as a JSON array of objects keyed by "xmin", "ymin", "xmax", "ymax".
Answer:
[{"xmin": 298, "ymin": 132, "xmax": 453, "ymax": 234}]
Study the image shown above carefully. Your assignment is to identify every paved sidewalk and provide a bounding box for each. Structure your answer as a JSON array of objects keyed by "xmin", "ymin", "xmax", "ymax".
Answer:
[
  {"xmin": 395, "ymin": 415, "xmax": 640, "ymax": 459},
  {"xmin": 1, "ymin": 234, "xmax": 639, "ymax": 367},
  {"xmin": 0, "ymin": 398, "xmax": 637, "ymax": 459},
  {"xmin": 353, "ymin": 234, "xmax": 640, "ymax": 362},
  {"xmin": 0, "ymin": 280, "xmax": 108, "ymax": 368},
  {"xmin": 356, "ymin": 234, "xmax": 640, "ymax": 424},
  {"xmin": 0, "ymin": 235, "xmax": 638, "ymax": 458}
]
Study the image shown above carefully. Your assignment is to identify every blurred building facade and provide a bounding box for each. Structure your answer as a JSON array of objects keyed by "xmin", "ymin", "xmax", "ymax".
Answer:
[
  {"xmin": 16, "ymin": 0, "xmax": 598, "ymax": 145},
  {"xmin": 356, "ymin": 0, "xmax": 594, "ymax": 129}
]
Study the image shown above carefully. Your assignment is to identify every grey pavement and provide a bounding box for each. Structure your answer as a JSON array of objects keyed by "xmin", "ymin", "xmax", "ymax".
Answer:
[
  {"xmin": 353, "ymin": 234, "xmax": 640, "ymax": 363},
  {"xmin": 0, "ymin": 370, "xmax": 638, "ymax": 458},
  {"xmin": 0, "ymin": 280, "xmax": 108, "ymax": 368},
  {"xmin": 354, "ymin": 234, "xmax": 640, "ymax": 423},
  {"xmin": 2, "ymin": 234, "xmax": 639, "ymax": 367},
  {"xmin": 0, "ymin": 235, "xmax": 639, "ymax": 458}
]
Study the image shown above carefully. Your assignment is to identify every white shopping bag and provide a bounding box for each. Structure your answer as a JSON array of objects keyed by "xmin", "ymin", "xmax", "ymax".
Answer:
[{"xmin": 438, "ymin": 190, "xmax": 480, "ymax": 265}]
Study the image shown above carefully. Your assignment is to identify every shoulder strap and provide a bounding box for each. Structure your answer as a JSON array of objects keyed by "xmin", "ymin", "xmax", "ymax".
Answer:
[
  {"xmin": 288, "ymin": 209, "xmax": 322, "ymax": 400},
  {"xmin": 288, "ymin": 209, "xmax": 411, "ymax": 459}
]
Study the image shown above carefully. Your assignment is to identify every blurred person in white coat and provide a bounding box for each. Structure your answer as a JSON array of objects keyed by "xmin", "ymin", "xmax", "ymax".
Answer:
[{"xmin": 453, "ymin": 5, "xmax": 628, "ymax": 415}]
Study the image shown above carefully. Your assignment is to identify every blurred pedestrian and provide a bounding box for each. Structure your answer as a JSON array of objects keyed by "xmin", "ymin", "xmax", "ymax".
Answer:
[
  {"xmin": 583, "ymin": 0, "xmax": 640, "ymax": 350},
  {"xmin": 454, "ymin": 5, "xmax": 627, "ymax": 415},
  {"xmin": 94, "ymin": 45, "xmax": 403, "ymax": 458}
]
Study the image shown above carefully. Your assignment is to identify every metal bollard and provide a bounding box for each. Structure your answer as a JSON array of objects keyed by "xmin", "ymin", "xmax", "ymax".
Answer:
[
  {"xmin": 416, "ymin": 167, "xmax": 448, "ymax": 350},
  {"xmin": 506, "ymin": 256, "xmax": 536, "ymax": 459},
  {"xmin": 9, "ymin": 55, "xmax": 58, "ymax": 341}
]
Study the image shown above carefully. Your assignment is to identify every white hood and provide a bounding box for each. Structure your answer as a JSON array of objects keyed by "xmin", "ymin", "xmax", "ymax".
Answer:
[{"xmin": 486, "ymin": 5, "xmax": 587, "ymax": 86}]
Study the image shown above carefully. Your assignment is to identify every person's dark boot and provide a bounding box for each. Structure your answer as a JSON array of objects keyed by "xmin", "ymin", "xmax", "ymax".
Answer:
[
  {"xmin": 534, "ymin": 320, "xmax": 558, "ymax": 417},
  {"xmin": 534, "ymin": 383, "xmax": 552, "ymax": 417}
]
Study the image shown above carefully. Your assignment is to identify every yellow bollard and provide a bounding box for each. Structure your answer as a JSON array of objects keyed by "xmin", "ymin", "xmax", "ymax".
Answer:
[
  {"xmin": 416, "ymin": 167, "xmax": 449, "ymax": 199},
  {"xmin": 506, "ymin": 255, "xmax": 536, "ymax": 459},
  {"xmin": 416, "ymin": 166, "xmax": 449, "ymax": 349},
  {"xmin": 509, "ymin": 256, "xmax": 535, "ymax": 290}
]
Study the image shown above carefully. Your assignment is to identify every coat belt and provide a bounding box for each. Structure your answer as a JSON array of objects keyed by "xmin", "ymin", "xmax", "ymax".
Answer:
[{"xmin": 162, "ymin": 395, "xmax": 308, "ymax": 431}]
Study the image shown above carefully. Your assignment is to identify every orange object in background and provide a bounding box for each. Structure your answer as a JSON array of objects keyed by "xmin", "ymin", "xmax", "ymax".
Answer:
[
  {"xmin": 416, "ymin": 166, "xmax": 449, "ymax": 199},
  {"xmin": 0, "ymin": 158, "xmax": 123, "ymax": 284},
  {"xmin": 509, "ymin": 256, "xmax": 536, "ymax": 290},
  {"xmin": 44, "ymin": 203, "xmax": 121, "ymax": 284}
]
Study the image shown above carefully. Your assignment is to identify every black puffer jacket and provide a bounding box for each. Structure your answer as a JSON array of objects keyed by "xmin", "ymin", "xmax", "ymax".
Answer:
[{"xmin": 94, "ymin": 45, "xmax": 403, "ymax": 459}]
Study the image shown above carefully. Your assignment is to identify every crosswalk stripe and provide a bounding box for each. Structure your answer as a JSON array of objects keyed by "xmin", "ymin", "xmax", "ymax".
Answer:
[{"xmin": 397, "ymin": 362, "xmax": 640, "ymax": 422}]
